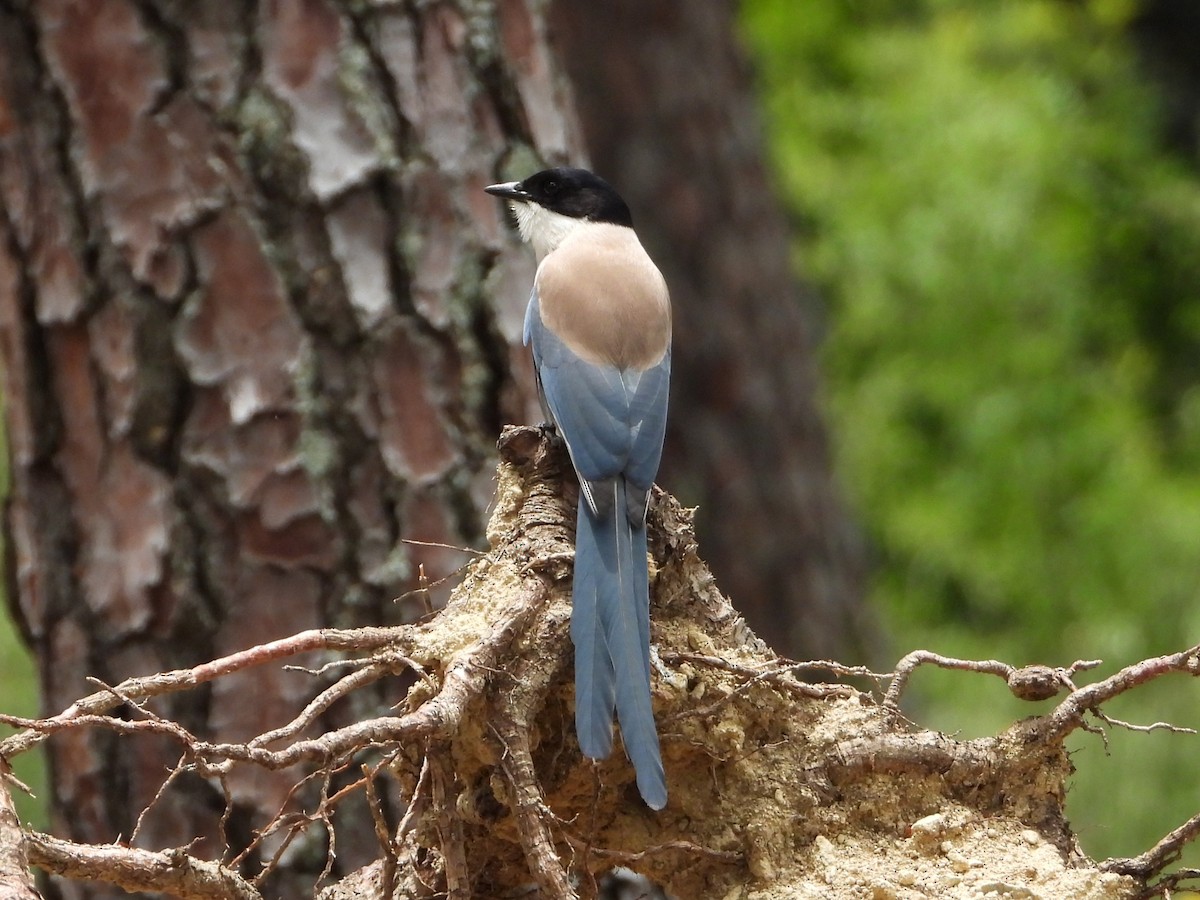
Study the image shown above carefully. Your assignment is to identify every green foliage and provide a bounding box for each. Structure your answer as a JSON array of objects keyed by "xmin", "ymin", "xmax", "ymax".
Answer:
[
  {"xmin": 0, "ymin": 412, "xmax": 46, "ymax": 828},
  {"xmin": 743, "ymin": 0, "xmax": 1200, "ymax": 865},
  {"xmin": 0, "ymin": 612, "xmax": 44, "ymax": 829}
]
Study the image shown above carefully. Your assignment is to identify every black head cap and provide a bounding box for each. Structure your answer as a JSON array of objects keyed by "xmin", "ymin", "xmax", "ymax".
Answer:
[{"xmin": 485, "ymin": 167, "xmax": 633, "ymax": 227}]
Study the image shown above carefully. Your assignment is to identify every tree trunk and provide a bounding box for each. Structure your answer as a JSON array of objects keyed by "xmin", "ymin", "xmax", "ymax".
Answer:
[
  {"xmin": 0, "ymin": 0, "xmax": 863, "ymax": 896},
  {"xmin": 1132, "ymin": 0, "xmax": 1200, "ymax": 156},
  {"xmin": 0, "ymin": 0, "xmax": 582, "ymax": 894}
]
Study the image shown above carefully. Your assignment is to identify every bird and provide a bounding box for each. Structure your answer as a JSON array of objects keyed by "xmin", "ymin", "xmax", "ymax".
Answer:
[{"xmin": 485, "ymin": 167, "xmax": 671, "ymax": 810}]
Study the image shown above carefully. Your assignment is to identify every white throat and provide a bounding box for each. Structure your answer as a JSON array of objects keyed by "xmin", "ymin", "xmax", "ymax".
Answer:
[{"xmin": 512, "ymin": 202, "xmax": 588, "ymax": 262}]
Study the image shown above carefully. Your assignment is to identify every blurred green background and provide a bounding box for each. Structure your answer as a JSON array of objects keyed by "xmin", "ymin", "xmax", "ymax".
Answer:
[
  {"xmin": 742, "ymin": 0, "xmax": 1200, "ymax": 870},
  {"xmin": 0, "ymin": 413, "xmax": 46, "ymax": 829}
]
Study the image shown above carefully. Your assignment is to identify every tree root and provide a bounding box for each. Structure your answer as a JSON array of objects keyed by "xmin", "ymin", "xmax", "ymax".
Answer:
[{"xmin": 1, "ymin": 426, "xmax": 1198, "ymax": 898}]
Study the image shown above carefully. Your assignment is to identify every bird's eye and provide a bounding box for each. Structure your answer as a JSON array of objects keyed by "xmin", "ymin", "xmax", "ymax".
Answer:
[{"xmin": 543, "ymin": 179, "xmax": 560, "ymax": 196}]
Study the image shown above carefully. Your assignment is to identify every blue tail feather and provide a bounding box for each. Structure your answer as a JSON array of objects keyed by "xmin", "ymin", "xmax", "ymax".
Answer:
[
  {"xmin": 571, "ymin": 492, "xmax": 616, "ymax": 759},
  {"xmin": 572, "ymin": 484, "xmax": 667, "ymax": 810}
]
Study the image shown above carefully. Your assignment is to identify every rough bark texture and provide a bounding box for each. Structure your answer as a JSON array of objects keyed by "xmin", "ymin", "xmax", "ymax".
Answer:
[
  {"xmin": 0, "ymin": 0, "xmax": 866, "ymax": 896},
  {"xmin": 549, "ymin": 0, "xmax": 870, "ymax": 661},
  {"xmin": 0, "ymin": 761, "xmax": 41, "ymax": 900},
  {"xmin": 0, "ymin": 0, "xmax": 581, "ymax": 895}
]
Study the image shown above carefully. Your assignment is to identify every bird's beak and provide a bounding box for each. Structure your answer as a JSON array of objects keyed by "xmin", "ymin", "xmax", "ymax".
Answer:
[{"xmin": 484, "ymin": 180, "xmax": 531, "ymax": 202}]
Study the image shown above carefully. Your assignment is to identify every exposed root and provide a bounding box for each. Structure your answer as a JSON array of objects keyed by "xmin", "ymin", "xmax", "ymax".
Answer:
[{"xmin": 0, "ymin": 427, "xmax": 1197, "ymax": 898}]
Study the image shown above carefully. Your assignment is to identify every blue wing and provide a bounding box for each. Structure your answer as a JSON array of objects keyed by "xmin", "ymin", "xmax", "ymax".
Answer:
[{"xmin": 525, "ymin": 289, "xmax": 670, "ymax": 499}]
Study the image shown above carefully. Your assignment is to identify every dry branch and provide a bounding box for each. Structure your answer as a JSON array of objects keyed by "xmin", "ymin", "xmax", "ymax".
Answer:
[
  {"xmin": 24, "ymin": 832, "xmax": 261, "ymax": 900},
  {"xmin": 1034, "ymin": 645, "xmax": 1200, "ymax": 743},
  {"xmin": 0, "ymin": 427, "xmax": 1197, "ymax": 899},
  {"xmin": 0, "ymin": 628, "xmax": 409, "ymax": 760},
  {"xmin": 0, "ymin": 760, "xmax": 41, "ymax": 900},
  {"xmin": 1101, "ymin": 810, "xmax": 1200, "ymax": 885},
  {"xmin": 883, "ymin": 649, "xmax": 1104, "ymax": 705}
]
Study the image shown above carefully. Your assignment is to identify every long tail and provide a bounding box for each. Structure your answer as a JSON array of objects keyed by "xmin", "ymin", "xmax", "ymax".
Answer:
[{"xmin": 571, "ymin": 484, "xmax": 667, "ymax": 810}]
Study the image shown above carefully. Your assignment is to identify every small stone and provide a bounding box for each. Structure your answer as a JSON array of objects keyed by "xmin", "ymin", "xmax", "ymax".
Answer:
[
  {"xmin": 1021, "ymin": 829, "xmax": 1041, "ymax": 846},
  {"xmin": 910, "ymin": 813, "xmax": 948, "ymax": 853},
  {"xmin": 745, "ymin": 822, "xmax": 777, "ymax": 881},
  {"xmin": 911, "ymin": 813, "xmax": 947, "ymax": 839},
  {"xmin": 978, "ymin": 884, "xmax": 1036, "ymax": 898},
  {"xmin": 946, "ymin": 849, "xmax": 971, "ymax": 873}
]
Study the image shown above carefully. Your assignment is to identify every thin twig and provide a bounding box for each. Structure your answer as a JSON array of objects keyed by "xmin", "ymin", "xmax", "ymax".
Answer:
[
  {"xmin": 399, "ymin": 538, "xmax": 484, "ymax": 556},
  {"xmin": 561, "ymin": 832, "xmax": 741, "ymax": 866},
  {"xmin": 884, "ymin": 650, "xmax": 1103, "ymax": 707},
  {"xmin": 1092, "ymin": 711, "xmax": 1196, "ymax": 736},
  {"xmin": 130, "ymin": 754, "xmax": 189, "ymax": 846},
  {"xmin": 364, "ymin": 767, "xmax": 398, "ymax": 900},
  {"xmin": 0, "ymin": 627, "xmax": 411, "ymax": 758},
  {"xmin": 396, "ymin": 754, "xmax": 432, "ymax": 839},
  {"xmin": 1036, "ymin": 645, "xmax": 1200, "ymax": 744},
  {"xmin": 664, "ymin": 651, "xmax": 890, "ymax": 682},
  {"xmin": 315, "ymin": 766, "xmax": 338, "ymax": 891},
  {"xmin": 249, "ymin": 652, "xmax": 430, "ymax": 749},
  {"xmin": 1102, "ymin": 810, "xmax": 1200, "ymax": 880},
  {"xmin": 661, "ymin": 656, "xmax": 853, "ymax": 727}
]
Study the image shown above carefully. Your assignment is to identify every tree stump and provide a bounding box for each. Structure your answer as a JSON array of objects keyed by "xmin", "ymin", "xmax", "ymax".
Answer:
[{"xmin": 4, "ymin": 426, "xmax": 1196, "ymax": 898}]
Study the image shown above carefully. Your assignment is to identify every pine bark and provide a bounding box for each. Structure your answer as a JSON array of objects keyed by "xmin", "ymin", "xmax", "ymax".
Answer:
[{"xmin": 0, "ymin": 1, "xmax": 580, "ymax": 894}]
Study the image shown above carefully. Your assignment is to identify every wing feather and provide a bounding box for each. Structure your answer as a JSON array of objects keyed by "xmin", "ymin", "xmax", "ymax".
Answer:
[{"xmin": 526, "ymin": 289, "xmax": 669, "ymax": 494}]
